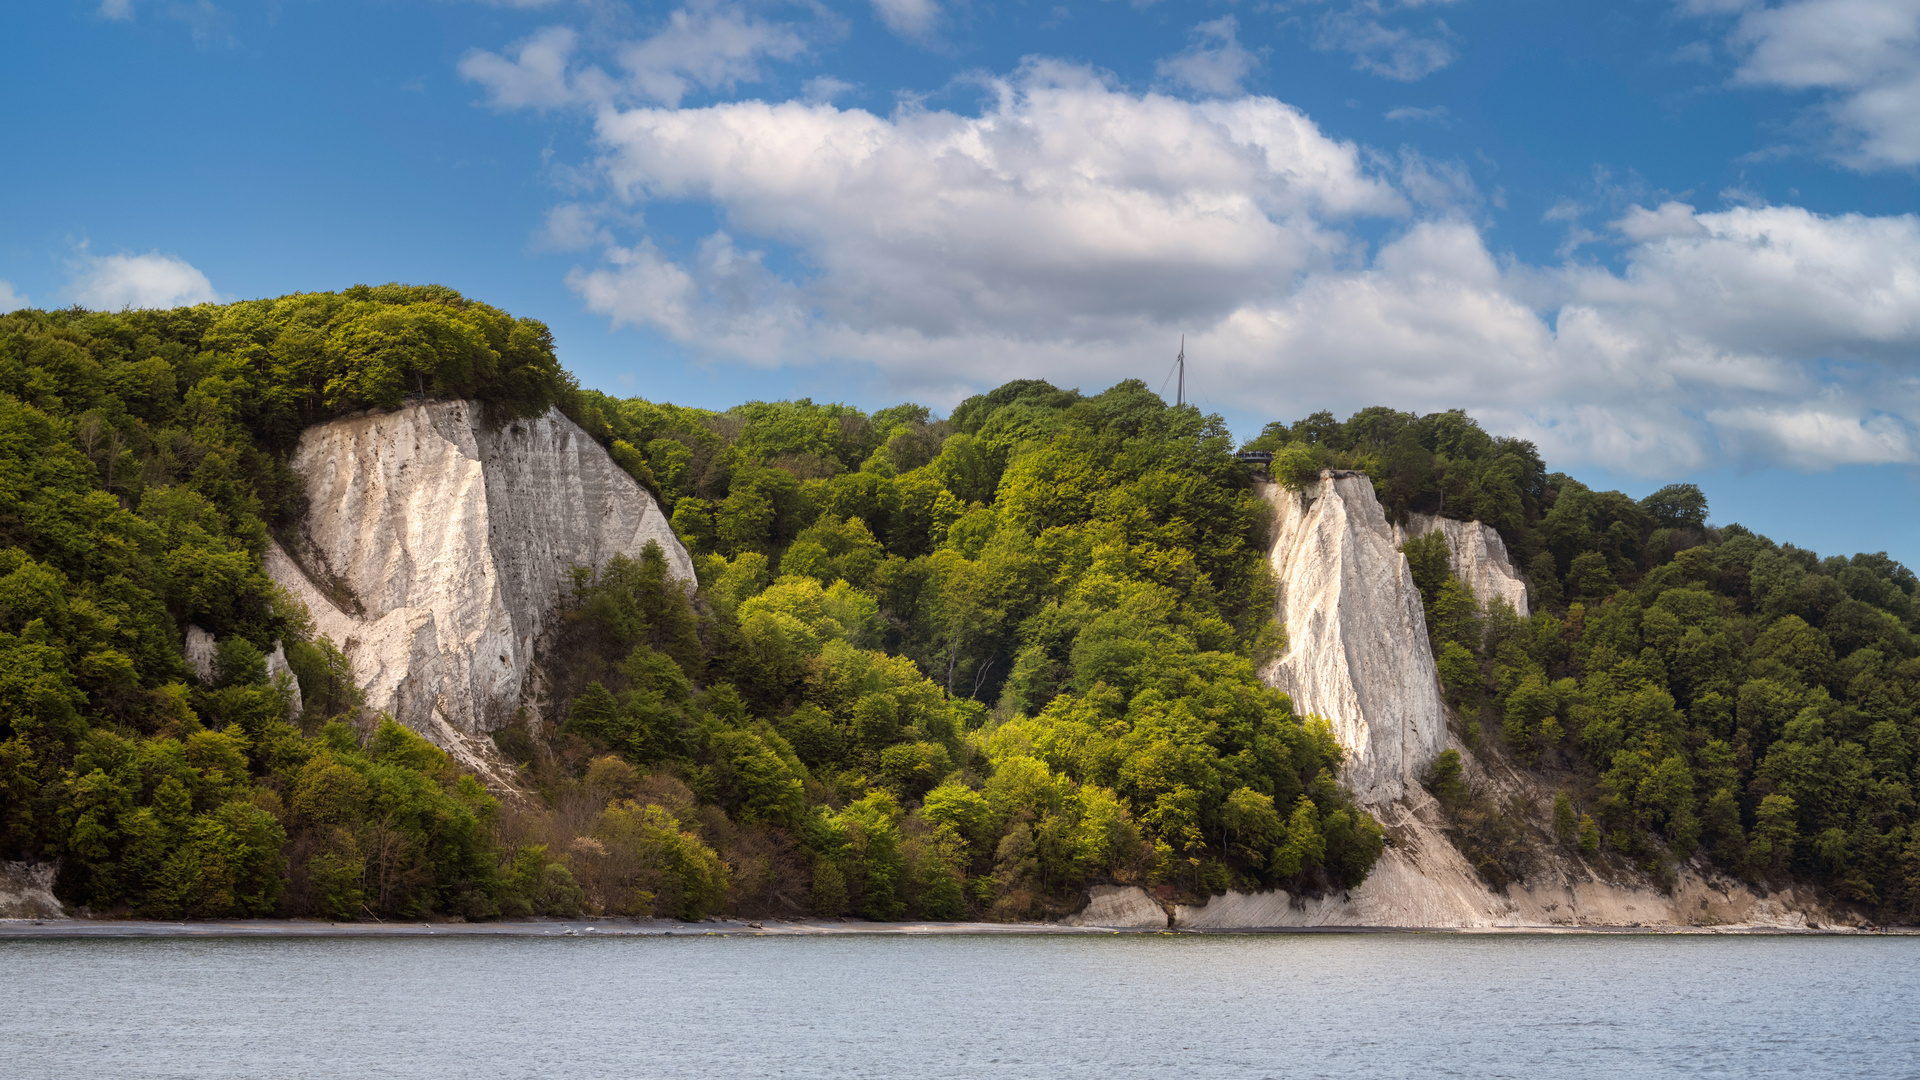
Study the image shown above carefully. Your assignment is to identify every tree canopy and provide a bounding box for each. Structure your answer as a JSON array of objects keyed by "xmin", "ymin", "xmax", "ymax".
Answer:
[
  {"xmin": 1249, "ymin": 405, "xmax": 1920, "ymax": 913},
  {"xmin": 6, "ymin": 286, "xmax": 1913, "ymax": 923}
]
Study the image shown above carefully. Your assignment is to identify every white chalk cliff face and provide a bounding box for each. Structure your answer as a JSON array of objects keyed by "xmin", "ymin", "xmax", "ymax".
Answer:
[
  {"xmin": 1088, "ymin": 470, "xmax": 1850, "ymax": 930},
  {"xmin": 265, "ymin": 400, "xmax": 691, "ymax": 747},
  {"xmin": 1392, "ymin": 513, "xmax": 1530, "ymax": 618},
  {"xmin": 1258, "ymin": 471, "xmax": 1447, "ymax": 805}
]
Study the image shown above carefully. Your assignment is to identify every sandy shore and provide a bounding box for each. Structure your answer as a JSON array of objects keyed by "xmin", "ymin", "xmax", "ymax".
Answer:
[{"xmin": 0, "ymin": 917, "xmax": 1909, "ymax": 938}]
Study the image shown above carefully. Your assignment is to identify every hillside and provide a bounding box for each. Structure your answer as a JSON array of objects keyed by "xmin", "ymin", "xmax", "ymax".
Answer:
[
  {"xmin": 1244, "ymin": 408, "xmax": 1920, "ymax": 917},
  {"xmin": 2, "ymin": 287, "xmax": 1916, "ymax": 924}
]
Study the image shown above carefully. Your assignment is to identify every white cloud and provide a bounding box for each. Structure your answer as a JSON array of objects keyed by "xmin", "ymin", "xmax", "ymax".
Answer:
[
  {"xmin": 460, "ymin": 26, "xmax": 587, "ymax": 110},
  {"xmin": 619, "ymin": 2, "xmax": 810, "ymax": 107},
  {"xmin": 573, "ymin": 78, "xmax": 1920, "ymax": 470},
  {"xmin": 0, "ymin": 282, "xmax": 28, "ymax": 313},
  {"xmin": 870, "ymin": 0, "xmax": 942, "ymax": 42},
  {"xmin": 802, "ymin": 76, "xmax": 857, "ymax": 103},
  {"xmin": 569, "ymin": 234, "xmax": 809, "ymax": 364},
  {"xmin": 70, "ymin": 252, "xmax": 222, "ymax": 310},
  {"xmin": 585, "ymin": 61, "xmax": 1403, "ymax": 349},
  {"xmin": 1313, "ymin": 2, "xmax": 1461, "ymax": 82},
  {"xmin": 96, "ymin": 0, "xmax": 234, "ymax": 46},
  {"xmin": 467, "ymin": 19, "xmax": 1920, "ymax": 473},
  {"xmin": 535, "ymin": 203, "xmax": 613, "ymax": 252},
  {"xmin": 460, "ymin": 3, "xmax": 811, "ymax": 110},
  {"xmin": 1612, "ymin": 200, "xmax": 1708, "ymax": 240},
  {"xmin": 1691, "ymin": 0, "xmax": 1920, "ymax": 167},
  {"xmin": 1156, "ymin": 16, "xmax": 1261, "ymax": 97},
  {"xmin": 1384, "ymin": 105, "xmax": 1450, "ymax": 123},
  {"xmin": 1671, "ymin": 40, "xmax": 1716, "ymax": 63},
  {"xmin": 1704, "ymin": 404, "xmax": 1917, "ymax": 465}
]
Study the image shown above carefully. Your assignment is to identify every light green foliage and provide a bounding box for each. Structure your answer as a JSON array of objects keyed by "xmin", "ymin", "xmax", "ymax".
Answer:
[
  {"xmin": 594, "ymin": 800, "xmax": 731, "ymax": 919},
  {"xmin": 1270, "ymin": 444, "xmax": 1323, "ymax": 492},
  {"xmin": 0, "ymin": 296, "xmax": 544, "ymax": 918},
  {"xmin": 503, "ymin": 843, "xmax": 585, "ymax": 917},
  {"xmin": 739, "ymin": 576, "xmax": 882, "ymax": 649},
  {"xmin": 21, "ymin": 290, "xmax": 1913, "ymax": 924},
  {"xmin": 538, "ymin": 377, "xmax": 1391, "ymax": 919},
  {"xmin": 1250, "ymin": 404, "xmax": 1919, "ymax": 911},
  {"xmin": 781, "ymin": 515, "xmax": 885, "ymax": 589},
  {"xmin": 1577, "ymin": 814, "xmax": 1600, "ymax": 856}
]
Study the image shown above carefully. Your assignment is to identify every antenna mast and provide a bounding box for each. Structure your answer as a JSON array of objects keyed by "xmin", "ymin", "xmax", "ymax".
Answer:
[{"xmin": 1176, "ymin": 335, "xmax": 1186, "ymax": 408}]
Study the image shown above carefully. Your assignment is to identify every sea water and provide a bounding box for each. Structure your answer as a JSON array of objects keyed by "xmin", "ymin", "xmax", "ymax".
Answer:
[{"xmin": 4, "ymin": 933, "xmax": 1916, "ymax": 1078}]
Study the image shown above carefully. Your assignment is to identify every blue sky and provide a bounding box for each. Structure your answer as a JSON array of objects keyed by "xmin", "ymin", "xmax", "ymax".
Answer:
[{"xmin": 4, "ymin": 0, "xmax": 1918, "ymax": 566}]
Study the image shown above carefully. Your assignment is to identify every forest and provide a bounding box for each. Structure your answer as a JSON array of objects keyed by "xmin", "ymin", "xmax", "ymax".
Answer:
[
  {"xmin": 1, "ymin": 285, "xmax": 1915, "ymax": 922},
  {"xmin": 0, "ymin": 287, "xmax": 1373, "ymax": 921},
  {"xmin": 1245, "ymin": 411, "xmax": 1920, "ymax": 911}
]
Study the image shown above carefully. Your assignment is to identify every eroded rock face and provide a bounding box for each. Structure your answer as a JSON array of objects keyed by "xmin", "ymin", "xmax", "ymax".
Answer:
[
  {"xmin": 0, "ymin": 860, "xmax": 63, "ymax": 919},
  {"xmin": 1063, "ymin": 885, "xmax": 1168, "ymax": 928},
  {"xmin": 1392, "ymin": 513, "xmax": 1529, "ymax": 618},
  {"xmin": 264, "ymin": 642, "xmax": 302, "ymax": 720},
  {"xmin": 1259, "ymin": 471, "xmax": 1447, "ymax": 804},
  {"xmin": 1169, "ymin": 794, "xmax": 1847, "ymax": 930},
  {"xmin": 266, "ymin": 400, "xmax": 691, "ymax": 743},
  {"xmin": 183, "ymin": 626, "xmax": 217, "ymax": 684}
]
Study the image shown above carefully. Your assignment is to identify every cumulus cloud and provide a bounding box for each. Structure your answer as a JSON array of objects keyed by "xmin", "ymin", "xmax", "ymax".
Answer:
[
  {"xmin": 870, "ymin": 0, "xmax": 942, "ymax": 42},
  {"xmin": 460, "ymin": 26, "xmax": 587, "ymax": 110},
  {"xmin": 70, "ymin": 252, "xmax": 222, "ymax": 310},
  {"xmin": 96, "ymin": 0, "xmax": 235, "ymax": 46},
  {"xmin": 0, "ymin": 282, "xmax": 28, "ymax": 313},
  {"xmin": 535, "ymin": 202, "xmax": 613, "ymax": 252},
  {"xmin": 1156, "ymin": 17, "xmax": 1262, "ymax": 96},
  {"xmin": 460, "ymin": 2, "xmax": 811, "ymax": 110},
  {"xmin": 1691, "ymin": 0, "xmax": 1920, "ymax": 168},
  {"xmin": 570, "ymin": 233, "xmax": 810, "ymax": 363},
  {"xmin": 1312, "ymin": 2, "xmax": 1462, "ymax": 82},
  {"xmin": 587, "ymin": 61, "xmax": 1403, "ymax": 348},
  {"xmin": 463, "ymin": 12, "xmax": 1919, "ymax": 474},
  {"xmin": 620, "ymin": 2, "xmax": 810, "ymax": 106},
  {"xmin": 802, "ymin": 75, "xmax": 857, "ymax": 103},
  {"xmin": 568, "ymin": 68, "xmax": 1920, "ymax": 472}
]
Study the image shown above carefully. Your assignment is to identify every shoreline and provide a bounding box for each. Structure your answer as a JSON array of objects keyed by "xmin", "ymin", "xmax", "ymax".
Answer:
[{"xmin": 2, "ymin": 917, "xmax": 1913, "ymax": 939}]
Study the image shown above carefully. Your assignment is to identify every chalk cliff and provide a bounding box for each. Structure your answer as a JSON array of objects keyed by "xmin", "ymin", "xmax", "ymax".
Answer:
[
  {"xmin": 1168, "ymin": 781, "xmax": 1852, "ymax": 930},
  {"xmin": 1259, "ymin": 471, "xmax": 1448, "ymax": 804},
  {"xmin": 1059, "ymin": 469, "xmax": 1849, "ymax": 930},
  {"xmin": 1062, "ymin": 884, "xmax": 1169, "ymax": 928},
  {"xmin": 0, "ymin": 860, "xmax": 62, "ymax": 919},
  {"xmin": 266, "ymin": 400, "xmax": 691, "ymax": 757},
  {"xmin": 1392, "ymin": 513, "xmax": 1530, "ymax": 617}
]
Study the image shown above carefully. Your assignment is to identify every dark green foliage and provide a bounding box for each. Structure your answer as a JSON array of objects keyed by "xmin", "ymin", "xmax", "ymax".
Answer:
[
  {"xmin": 1552, "ymin": 792, "xmax": 1577, "ymax": 846},
  {"xmin": 0, "ymin": 290, "xmax": 585, "ymax": 919},
  {"xmin": 1256, "ymin": 402, "xmax": 1920, "ymax": 915},
  {"xmin": 1426, "ymin": 749, "xmax": 1467, "ymax": 806},
  {"xmin": 25, "ymin": 286, "xmax": 1910, "ymax": 923}
]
